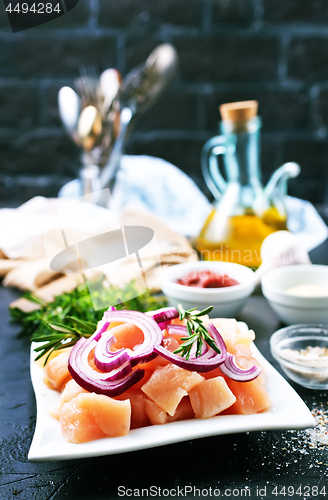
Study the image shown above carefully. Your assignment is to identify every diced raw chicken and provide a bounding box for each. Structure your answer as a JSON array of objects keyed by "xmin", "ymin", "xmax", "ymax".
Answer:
[
  {"xmin": 139, "ymin": 334, "xmax": 181, "ymax": 373},
  {"xmin": 145, "ymin": 396, "xmax": 195, "ymax": 425},
  {"xmin": 189, "ymin": 376, "xmax": 236, "ymax": 418},
  {"xmin": 144, "ymin": 399, "xmax": 168, "ymax": 425},
  {"xmin": 115, "ymin": 388, "xmax": 150, "ymax": 429},
  {"xmin": 167, "ymin": 397, "xmax": 194, "ymax": 423},
  {"xmin": 44, "ymin": 350, "xmax": 72, "ymax": 391},
  {"xmin": 60, "ymin": 392, "xmax": 131, "ymax": 443},
  {"xmin": 223, "ymin": 378, "xmax": 271, "ymax": 415},
  {"xmin": 206, "ymin": 318, "xmax": 255, "ymax": 351},
  {"xmin": 110, "ymin": 322, "xmax": 144, "ymax": 350},
  {"xmin": 35, "ymin": 347, "xmax": 70, "ymax": 368},
  {"xmin": 141, "ymin": 364, "xmax": 204, "ymax": 416},
  {"xmin": 50, "ymin": 379, "xmax": 88, "ymax": 419}
]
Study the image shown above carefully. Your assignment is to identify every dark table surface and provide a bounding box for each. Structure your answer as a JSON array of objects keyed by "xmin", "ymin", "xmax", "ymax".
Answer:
[{"xmin": 1, "ymin": 238, "xmax": 328, "ymax": 500}]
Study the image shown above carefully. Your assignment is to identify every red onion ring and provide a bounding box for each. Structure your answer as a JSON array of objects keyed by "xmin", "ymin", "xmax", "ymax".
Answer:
[
  {"xmin": 68, "ymin": 331, "xmax": 141, "ymax": 396},
  {"xmin": 146, "ymin": 307, "xmax": 179, "ymax": 329},
  {"xmin": 68, "ymin": 310, "xmax": 162, "ymax": 396},
  {"xmin": 103, "ymin": 310, "xmax": 162, "ymax": 366},
  {"xmin": 166, "ymin": 324, "xmax": 187, "ymax": 336},
  {"xmin": 94, "ymin": 333, "xmax": 131, "ymax": 372},
  {"xmin": 219, "ymin": 352, "xmax": 262, "ymax": 382}
]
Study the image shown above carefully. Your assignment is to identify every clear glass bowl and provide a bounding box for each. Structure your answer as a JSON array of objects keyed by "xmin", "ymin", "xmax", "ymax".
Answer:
[{"xmin": 270, "ymin": 324, "xmax": 328, "ymax": 389}]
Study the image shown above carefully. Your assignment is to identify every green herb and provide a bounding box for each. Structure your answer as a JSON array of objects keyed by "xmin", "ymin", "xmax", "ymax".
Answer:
[
  {"xmin": 10, "ymin": 277, "xmax": 167, "ymax": 363},
  {"xmin": 173, "ymin": 304, "xmax": 219, "ymax": 359}
]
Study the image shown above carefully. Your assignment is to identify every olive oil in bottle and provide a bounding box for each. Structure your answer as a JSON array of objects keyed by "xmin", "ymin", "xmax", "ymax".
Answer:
[
  {"xmin": 197, "ymin": 100, "xmax": 299, "ymax": 267},
  {"xmin": 195, "ymin": 207, "xmax": 287, "ymax": 267}
]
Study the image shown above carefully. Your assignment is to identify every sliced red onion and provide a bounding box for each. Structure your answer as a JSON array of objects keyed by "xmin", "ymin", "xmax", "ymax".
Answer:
[
  {"xmin": 94, "ymin": 332, "xmax": 131, "ymax": 372},
  {"xmin": 219, "ymin": 353, "xmax": 262, "ymax": 382},
  {"xmin": 154, "ymin": 324, "xmax": 227, "ymax": 373},
  {"xmin": 154, "ymin": 345, "xmax": 224, "ymax": 372},
  {"xmin": 70, "ymin": 332, "xmax": 132, "ymax": 382},
  {"xmin": 93, "ymin": 305, "xmax": 115, "ymax": 341},
  {"xmin": 68, "ymin": 335, "xmax": 140, "ymax": 396},
  {"xmin": 147, "ymin": 307, "xmax": 179, "ymax": 325},
  {"xmin": 103, "ymin": 310, "xmax": 162, "ymax": 366},
  {"xmin": 93, "ymin": 320, "xmax": 109, "ymax": 341},
  {"xmin": 68, "ymin": 339, "xmax": 144, "ymax": 396},
  {"xmin": 166, "ymin": 324, "xmax": 187, "ymax": 336},
  {"xmin": 68, "ymin": 310, "xmax": 162, "ymax": 396}
]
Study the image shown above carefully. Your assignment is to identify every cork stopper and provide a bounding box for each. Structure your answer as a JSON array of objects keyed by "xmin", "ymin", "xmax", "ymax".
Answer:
[{"xmin": 219, "ymin": 100, "xmax": 258, "ymax": 122}]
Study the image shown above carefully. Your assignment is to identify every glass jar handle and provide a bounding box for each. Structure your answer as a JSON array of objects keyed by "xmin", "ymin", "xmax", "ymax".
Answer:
[{"xmin": 201, "ymin": 135, "xmax": 227, "ymax": 200}]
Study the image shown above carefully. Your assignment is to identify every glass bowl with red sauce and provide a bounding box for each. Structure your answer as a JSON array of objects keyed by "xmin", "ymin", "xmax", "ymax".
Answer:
[{"xmin": 161, "ymin": 262, "xmax": 255, "ymax": 318}]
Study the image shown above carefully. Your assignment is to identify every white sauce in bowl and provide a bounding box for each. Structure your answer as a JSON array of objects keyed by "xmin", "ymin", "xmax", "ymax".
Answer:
[{"xmin": 285, "ymin": 284, "xmax": 328, "ymax": 297}]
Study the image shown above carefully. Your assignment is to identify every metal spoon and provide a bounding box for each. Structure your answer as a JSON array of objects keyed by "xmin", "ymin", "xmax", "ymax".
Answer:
[
  {"xmin": 77, "ymin": 105, "xmax": 102, "ymax": 151},
  {"xmin": 118, "ymin": 43, "xmax": 179, "ymax": 117},
  {"xmin": 100, "ymin": 68, "xmax": 122, "ymax": 117},
  {"xmin": 98, "ymin": 44, "xmax": 179, "ymax": 196},
  {"xmin": 77, "ymin": 105, "xmax": 104, "ymax": 197},
  {"xmin": 142, "ymin": 43, "xmax": 179, "ymax": 110},
  {"xmin": 58, "ymin": 86, "xmax": 81, "ymax": 146}
]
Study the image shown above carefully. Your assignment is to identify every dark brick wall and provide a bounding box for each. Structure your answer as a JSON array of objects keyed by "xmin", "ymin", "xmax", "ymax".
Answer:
[{"xmin": 0, "ymin": 0, "xmax": 328, "ymax": 206}]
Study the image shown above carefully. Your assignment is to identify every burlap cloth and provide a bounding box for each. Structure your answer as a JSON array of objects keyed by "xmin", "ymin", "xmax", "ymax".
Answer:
[{"xmin": 0, "ymin": 197, "xmax": 197, "ymax": 311}]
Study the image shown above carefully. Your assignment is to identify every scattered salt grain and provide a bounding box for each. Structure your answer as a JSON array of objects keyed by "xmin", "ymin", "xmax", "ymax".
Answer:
[
  {"xmin": 252, "ymin": 401, "xmax": 328, "ymax": 471},
  {"xmin": 279, "ymin": 403, "xmax": 328, "ymax": 466},
  {"xmin": 304, "ymin": 406, "xmax": 328, "ymax": 448}
]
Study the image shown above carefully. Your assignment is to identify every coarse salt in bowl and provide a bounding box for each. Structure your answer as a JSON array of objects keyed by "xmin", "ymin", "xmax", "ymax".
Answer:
[
  {"xmin": 270, "ymin": 324, "xmax": 328, "ymax": 389},
  {"xmin": 161, "ymin": 261, "xmax": 255, "ymax": 318}
]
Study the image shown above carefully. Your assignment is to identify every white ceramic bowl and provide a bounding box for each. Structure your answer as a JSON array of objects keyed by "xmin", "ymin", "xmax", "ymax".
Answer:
[
  {"xmin": 161, "ymin": 261, "xmax": 255, "ymax": 318},
  {"xmin": 261, "ymin": 265, "xmax": 328, "ymax": 325}
]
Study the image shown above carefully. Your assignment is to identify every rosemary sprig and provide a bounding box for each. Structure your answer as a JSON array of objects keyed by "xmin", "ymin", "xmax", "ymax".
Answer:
[
  {"xmin": 173, "ymin": 304, "xmax": 220, "ymax": 360},
  {"xmin": 10, "ymin": 277, "xmax": 167, "ymax": 364},
  {"xmin": 32, "ymin": 317, "xmax": 97, "ymax": 364},
  {"xmin": 32, "ymin": 319, "xmax": 94, "ymax": 364}
]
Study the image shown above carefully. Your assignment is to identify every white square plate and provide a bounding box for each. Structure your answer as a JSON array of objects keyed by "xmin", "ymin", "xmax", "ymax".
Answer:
[{"xmin": 28, "ymin": 323, "xmax": 315, "ymax": 462}]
